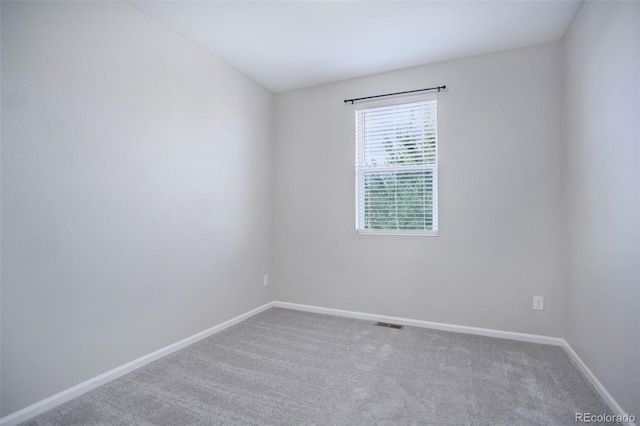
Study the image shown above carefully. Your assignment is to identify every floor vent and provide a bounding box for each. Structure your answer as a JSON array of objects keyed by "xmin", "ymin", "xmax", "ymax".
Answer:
[{"xmin": 375, "ymin": 322, "xmax": 404, "ymax": 330}]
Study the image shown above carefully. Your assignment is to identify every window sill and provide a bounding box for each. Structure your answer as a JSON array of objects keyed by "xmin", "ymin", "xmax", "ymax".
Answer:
[{"xmin": 356, "ymin": 230, "xmax": 438, "ymax": 237}]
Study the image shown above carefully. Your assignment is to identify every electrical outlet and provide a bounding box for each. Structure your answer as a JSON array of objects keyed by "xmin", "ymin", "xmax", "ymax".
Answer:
[
  {"xmin": 533, "ymin": 296, "xmax": 544, "ymax": 311},
  {"xmin": 263, "ymin": 275, "xmax": 269, "ymax": 286}
]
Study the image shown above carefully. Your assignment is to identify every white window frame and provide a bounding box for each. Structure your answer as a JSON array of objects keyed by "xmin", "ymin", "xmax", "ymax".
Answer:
[{"xmin": 354, "ymin": 94, "xmax": 439, "ymax": 237}]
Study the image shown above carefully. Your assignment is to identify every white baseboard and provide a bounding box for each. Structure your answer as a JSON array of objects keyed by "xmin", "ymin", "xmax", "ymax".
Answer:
[
  {"xmin": 274, "ymin": 301, "xmax": 564, "ymax": 346},
  {"xmin": 0, "ymin": 301, "xmax": 275, "ymax": 426},
  {"xmin": 561, "ymin": 340, "xmax": 637, "ymax": 426}
]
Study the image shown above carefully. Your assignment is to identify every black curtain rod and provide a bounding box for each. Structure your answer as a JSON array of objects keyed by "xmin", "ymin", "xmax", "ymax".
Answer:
[{"xmin": 344, "ymin": 85, "xmax": 446, "ymax": 104}]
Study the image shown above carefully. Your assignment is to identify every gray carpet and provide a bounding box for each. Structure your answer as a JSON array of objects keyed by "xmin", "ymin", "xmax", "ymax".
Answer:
[{"xmin": 25, "ymin": 308, "xmax": 613, "ymax": 425}]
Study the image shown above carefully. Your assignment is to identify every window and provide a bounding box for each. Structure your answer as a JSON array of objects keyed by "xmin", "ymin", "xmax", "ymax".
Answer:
[{"xmin": 355, "ymin": 97, "xmax": 438, "ymax": 236}]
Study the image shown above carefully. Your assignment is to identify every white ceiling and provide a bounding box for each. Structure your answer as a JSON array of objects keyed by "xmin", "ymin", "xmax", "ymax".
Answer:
[{"xmin": 131, "ymin": 1, "xmax": 581, "ymax": 93}]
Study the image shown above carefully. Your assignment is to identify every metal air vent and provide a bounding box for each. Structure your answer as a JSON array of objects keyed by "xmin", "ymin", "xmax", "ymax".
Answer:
[{"xmin": 375, "ymin": 322, "xmax": 404, "ymax": 330}]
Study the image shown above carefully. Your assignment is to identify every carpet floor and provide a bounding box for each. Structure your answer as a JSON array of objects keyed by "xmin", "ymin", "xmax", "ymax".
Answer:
[{"xmin": 25, "ymin": 308, "xmax": 613, "ymax": 425}]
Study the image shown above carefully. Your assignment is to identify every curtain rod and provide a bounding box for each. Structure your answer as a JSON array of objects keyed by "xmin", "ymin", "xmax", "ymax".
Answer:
[{"xmin": 343, "ymin": 85, "xmax": 446, "ymax": 104}]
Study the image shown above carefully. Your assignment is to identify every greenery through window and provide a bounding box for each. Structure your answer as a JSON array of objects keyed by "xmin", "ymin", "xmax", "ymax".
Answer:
[{"xmin": 355, "ymin": 98, "xmax": 438, "ymax": 235}]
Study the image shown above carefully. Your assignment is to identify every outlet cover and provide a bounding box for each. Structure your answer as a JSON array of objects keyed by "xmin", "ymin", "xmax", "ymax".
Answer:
[
  {"xmin": 263, "ymin": 275, "xmax": 269, "ymax": 286},
  {"xmin": 533, "ymin": 296, "xmax": 544, "ymax": 311}
]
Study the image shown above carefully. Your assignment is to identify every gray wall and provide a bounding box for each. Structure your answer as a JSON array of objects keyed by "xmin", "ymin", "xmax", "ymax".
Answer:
[
  {"xmin": 563, "ymin": 1, "xmax": 640, "ymax": 417},
  {"xmin": 273, "ymin": 43, "xmax": 565, "ymax": 337},
  {"xmin": 1, "ymin": 1, "xmax": 274, "ymax": 416}
]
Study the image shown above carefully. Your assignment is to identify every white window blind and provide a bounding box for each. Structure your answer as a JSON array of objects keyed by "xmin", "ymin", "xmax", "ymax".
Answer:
[{"xmin": 355, "ymin": 98, "xmax": 438, "ymax": 236}]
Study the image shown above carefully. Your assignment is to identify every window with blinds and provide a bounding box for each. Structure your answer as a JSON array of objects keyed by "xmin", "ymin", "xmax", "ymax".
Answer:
[{"xmin": 355, "ymin": 97, "xmax": 438, "ymax": 236}]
